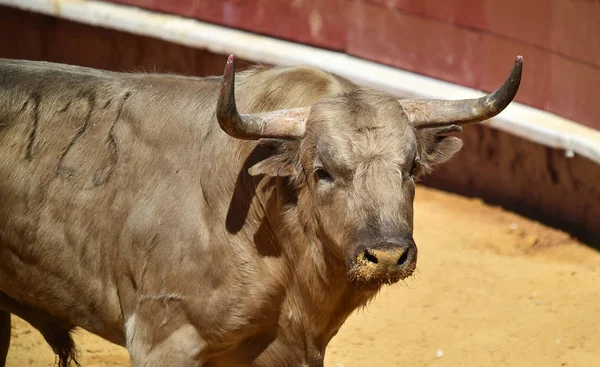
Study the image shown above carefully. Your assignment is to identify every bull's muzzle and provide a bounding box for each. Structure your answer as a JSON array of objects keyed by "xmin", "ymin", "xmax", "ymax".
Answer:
[{"xmin": 349, "ymin": 241, "xmax": 417, "ymax": 287}]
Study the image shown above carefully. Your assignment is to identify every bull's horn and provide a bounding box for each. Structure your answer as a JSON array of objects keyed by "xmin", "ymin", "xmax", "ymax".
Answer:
[
  {"xmin": 400, "ymin": 56, "xmax": 523, "ymax": 129},
  {"xmin": 216, "ymin": 54, "xmax": 309, "ymax": 140}
]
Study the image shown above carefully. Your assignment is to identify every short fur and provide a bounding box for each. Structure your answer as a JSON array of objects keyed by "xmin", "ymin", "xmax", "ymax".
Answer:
[{"xmin": 0, "ymin": 59, "xmax": 462, "ymax": 366}]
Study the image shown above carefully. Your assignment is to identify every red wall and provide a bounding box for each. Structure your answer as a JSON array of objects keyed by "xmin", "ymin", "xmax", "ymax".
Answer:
[{"xmin": 105, "ymin": 0, "xmax": 600, "ymax": 131}]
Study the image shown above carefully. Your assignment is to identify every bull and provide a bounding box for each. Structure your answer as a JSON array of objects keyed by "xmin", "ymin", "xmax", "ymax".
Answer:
[{"xmin": 0, "ymin": 54, "xmax": 522, "ymax": 366}]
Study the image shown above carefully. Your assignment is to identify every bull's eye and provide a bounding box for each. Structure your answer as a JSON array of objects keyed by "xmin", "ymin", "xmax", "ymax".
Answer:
[
  {"xmin": 315, "ymin": 167, "xmax": 333, "ymax": 182},
  {"xmin": 408, "ymin": 158, "xmax": 419, "ymax": 179},
  {"xmin": 409, "ymin": 163, "xmax": 416, "ymax": 178}
]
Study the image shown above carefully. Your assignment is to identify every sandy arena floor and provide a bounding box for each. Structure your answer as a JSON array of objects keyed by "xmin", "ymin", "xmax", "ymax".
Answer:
[{"xmin": 5, "ymin": 186, "xmax": 600, "ymax": 367}]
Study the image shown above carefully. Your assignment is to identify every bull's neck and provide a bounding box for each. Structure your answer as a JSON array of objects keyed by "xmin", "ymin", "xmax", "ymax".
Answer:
[{"xmin": 248, "ymin": 175, "xmax": 378, "ymax": 363}]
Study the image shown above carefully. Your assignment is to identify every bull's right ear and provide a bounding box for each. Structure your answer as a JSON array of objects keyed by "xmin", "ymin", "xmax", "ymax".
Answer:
[{"xmin": 248, "ymin": 139, "xmax": 301, "ymax": 177}]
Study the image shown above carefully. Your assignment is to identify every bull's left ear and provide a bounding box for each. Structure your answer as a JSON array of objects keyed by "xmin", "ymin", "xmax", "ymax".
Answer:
[
  {"xmin": 415, "ymin": 125, "xmax": 464, "ymax": 175},
  {"xmin": 248, "ymin": 139, "xmax": 301, "ymax": 177}
]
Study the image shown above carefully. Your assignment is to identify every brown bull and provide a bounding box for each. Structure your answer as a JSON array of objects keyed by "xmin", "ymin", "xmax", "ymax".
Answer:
[{"xmin": 0, "ymin": 54, "xmax": 522, "ymax": 366}]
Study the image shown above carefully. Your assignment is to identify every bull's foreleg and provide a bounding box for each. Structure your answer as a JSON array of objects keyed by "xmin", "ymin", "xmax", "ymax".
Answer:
[{"xmin": 0, "ymin": 310, "xmax": 10, "ymax": 367}]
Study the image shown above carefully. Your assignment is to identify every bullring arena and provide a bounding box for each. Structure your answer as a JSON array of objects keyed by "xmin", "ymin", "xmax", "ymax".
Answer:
[{"xmin": 1, "ymin": 1, "xmax": 599, "ymax": 366}]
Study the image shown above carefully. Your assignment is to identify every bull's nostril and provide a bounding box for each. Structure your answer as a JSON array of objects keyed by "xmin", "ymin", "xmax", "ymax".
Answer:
[
  {"xmin": 363, "ymin": 249, "xmax": 378, "ymax": 264},
  {"xmin": 397, "ymin": 250, "xmax": 409, "ymax": 266}
]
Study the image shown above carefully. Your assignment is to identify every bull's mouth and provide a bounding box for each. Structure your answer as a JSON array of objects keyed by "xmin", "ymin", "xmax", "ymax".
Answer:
[
  {"xmin": 346, "ymin": 248, "xmax": 417, "ymax": 289},
  {"xmin": 347, "ymin": 263, "xmax": 413, "ymax": 289}
]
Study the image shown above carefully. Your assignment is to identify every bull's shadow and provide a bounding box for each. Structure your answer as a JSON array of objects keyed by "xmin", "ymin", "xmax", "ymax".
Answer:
[
  {"xmin": 225, "ymin": 142, "xmax": 295, "ymax": 258},
  {"xmin": 223, "ymin": 144, "xmax": 289, "ymax": 361}
]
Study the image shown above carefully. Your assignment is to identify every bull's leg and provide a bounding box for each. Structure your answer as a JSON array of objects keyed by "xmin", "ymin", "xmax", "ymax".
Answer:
[
  {"xmin": 0, "ymin": 310, "xmax": 10, "ymax": 367},
  {"xmin": 125, "ymin": 313, "xmax": 206, "ymax": 367},
  {"xmin": 0, "ymin": 293, "xmax": 77, "ymax": 367}
]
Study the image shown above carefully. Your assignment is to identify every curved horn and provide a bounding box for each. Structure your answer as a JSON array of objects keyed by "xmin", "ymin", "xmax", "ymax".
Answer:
[
  {"xmin": 216, "ymin": 54, "xmax": 309, "ymax": 140},
  {"xmin": 401, "ymin": 56, "xmax": 523, "ymax": 129}
]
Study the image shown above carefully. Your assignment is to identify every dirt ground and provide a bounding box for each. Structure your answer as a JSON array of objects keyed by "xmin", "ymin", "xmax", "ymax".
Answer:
[{"xmin": 5, "ymin": 186, "xmax": 600, "ymax": 367}]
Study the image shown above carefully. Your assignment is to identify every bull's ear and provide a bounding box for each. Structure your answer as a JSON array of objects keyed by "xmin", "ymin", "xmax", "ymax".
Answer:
[
  {"xmin": 415, "ymin": 125, "xmax": 463, "ymax": 175},
  {"xmin": 248, "ymin": 139, "xmax": 301, "ymax": 177}
]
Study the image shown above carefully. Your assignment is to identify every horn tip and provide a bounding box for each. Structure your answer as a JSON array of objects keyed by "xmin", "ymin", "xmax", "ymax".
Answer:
[
  {"xmin": 224, "ymin": 54, "xmax": 235, "ymax": 81},
  {"xmin": 515, "ymin": 55, "xmax": 524, "ymax": 69}
]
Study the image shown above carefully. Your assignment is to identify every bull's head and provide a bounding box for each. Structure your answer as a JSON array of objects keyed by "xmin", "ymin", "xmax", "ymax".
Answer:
[{"xmin": 216, "ymin": 54, "xmax": 522, "ymax": 288}]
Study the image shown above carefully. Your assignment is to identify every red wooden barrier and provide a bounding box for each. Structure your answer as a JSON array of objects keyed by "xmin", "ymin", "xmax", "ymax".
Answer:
[{"xmin": 107, "ymin": 0, "xmax": 348, "ymax": 50}]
